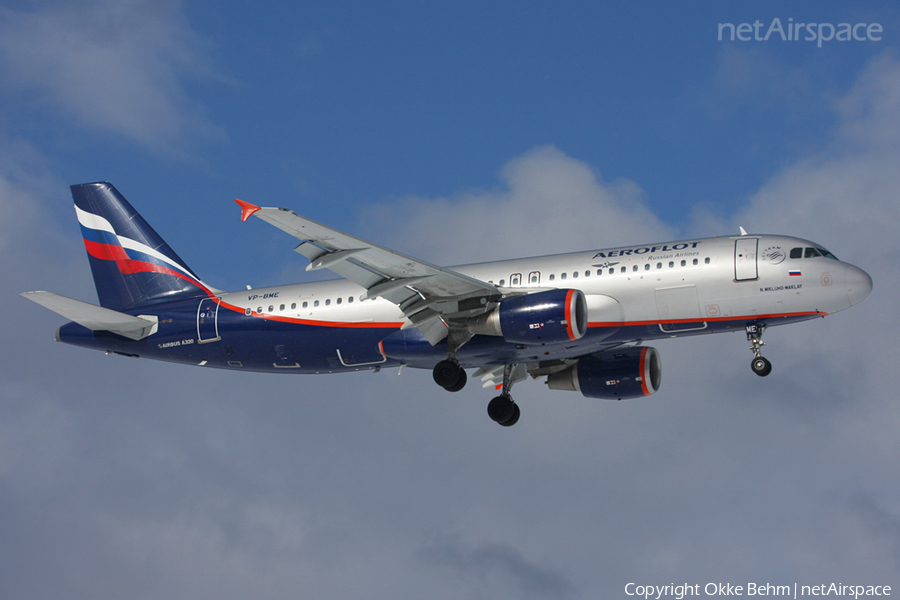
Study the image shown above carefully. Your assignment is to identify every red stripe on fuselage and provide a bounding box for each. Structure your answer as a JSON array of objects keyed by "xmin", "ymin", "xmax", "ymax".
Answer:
[{"xmin": 244, "ymin": 310, "xmax": 404, "ymax": 329}]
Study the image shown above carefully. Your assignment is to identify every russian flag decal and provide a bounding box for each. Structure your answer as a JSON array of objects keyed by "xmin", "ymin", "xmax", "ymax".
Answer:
[{"xmin": 789, "ymin": 270, "xmax": 802, "ymax": 276}]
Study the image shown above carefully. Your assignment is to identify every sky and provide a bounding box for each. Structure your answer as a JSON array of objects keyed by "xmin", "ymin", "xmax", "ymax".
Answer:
[{"xmin": 2, "ymin": 1, "xmax": 900, "ymax": 598}]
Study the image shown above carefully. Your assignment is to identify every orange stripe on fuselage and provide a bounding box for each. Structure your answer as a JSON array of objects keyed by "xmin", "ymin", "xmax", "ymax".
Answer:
[{"xmin": 214, "ymin": 299, "xmax": 404, "ymax": 329}]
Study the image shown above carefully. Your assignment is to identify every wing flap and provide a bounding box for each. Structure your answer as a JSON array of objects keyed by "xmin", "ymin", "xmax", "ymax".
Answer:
[
  {"xmin": 21, "ymin": 291, "xmax": 159, "ymax": 341},
  {"xmin": 475, "ymin": 364, "xmax": 528, "ymax": 390}
]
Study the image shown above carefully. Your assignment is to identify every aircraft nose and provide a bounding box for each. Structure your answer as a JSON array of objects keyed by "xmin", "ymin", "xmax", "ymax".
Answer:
[{"xmin": 846, "ymin": 264, "xmax": 873, "ymax": 306}]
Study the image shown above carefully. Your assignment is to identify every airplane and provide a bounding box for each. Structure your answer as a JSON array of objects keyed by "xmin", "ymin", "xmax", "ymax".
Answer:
[{"xmin": 22, "ymin": 182, "xmax": 872, "ymax": 426}]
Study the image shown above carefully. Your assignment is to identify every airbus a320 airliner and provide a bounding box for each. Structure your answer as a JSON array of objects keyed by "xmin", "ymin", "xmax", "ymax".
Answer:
[{"xmin": 23, "ymin": 183, "xmax": 872, "ymax": 426}]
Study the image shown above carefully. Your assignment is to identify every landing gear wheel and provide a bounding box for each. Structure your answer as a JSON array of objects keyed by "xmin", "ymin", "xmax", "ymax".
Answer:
[
  {"xmin": 751, "ymin": 356, "xmax": 772, "ymax": 377},
  {"xmin": 433, "ymin": 359, "xmax": 465, "ymax": 391},
  {"xmin": 444, "ymin": 368, "xmax": 467, "ymax": 392},
  {"xmin": 487, "ymin": 395, "xmax": 519, "ymax": 426},
  {"xmin": 499, "ymin": 403, "xmax": 520, "ymax": 427}
]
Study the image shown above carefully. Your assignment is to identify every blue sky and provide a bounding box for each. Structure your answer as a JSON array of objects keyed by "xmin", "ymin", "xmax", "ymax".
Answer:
[
  {"xmin": 3, "ymin": 2, "xmax": 900, "ymax": 599},
  {"xmin": 4, "ymin": 1, "xmax": 895, "ymax": 251}
]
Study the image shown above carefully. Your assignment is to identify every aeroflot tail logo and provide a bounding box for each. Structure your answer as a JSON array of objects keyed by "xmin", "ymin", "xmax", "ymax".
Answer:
[
  {"xmin": 592, "ymin": 242, "xmax": 702, "ymax": 259},
  {"xmin": 75, "ymin": 204, "xmax": 202, "ymax": 287}
]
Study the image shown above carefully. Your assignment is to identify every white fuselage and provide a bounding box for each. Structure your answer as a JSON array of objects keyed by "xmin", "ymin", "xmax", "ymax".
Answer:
[{"xmin": 224, "ymin": 234, "xmax": 868, "ymax": 336}]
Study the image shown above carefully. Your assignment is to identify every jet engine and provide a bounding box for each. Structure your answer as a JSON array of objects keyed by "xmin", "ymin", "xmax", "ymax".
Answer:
[
  {"xmin": 467, "ymin": 288, "xmax": 588, "ymax": 345},
  {"xmin": 546, "ymin": 346, "xmax": 662, "ymax": 399}
]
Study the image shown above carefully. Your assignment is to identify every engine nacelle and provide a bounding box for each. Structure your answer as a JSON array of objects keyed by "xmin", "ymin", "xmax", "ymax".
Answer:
[
  {"xmin": 467, "ymin": 288, "xmax": 588, "ymax": 345},
  {"xmin": 546, "ymin": 346, "xmax": 662, "ymax": 399}
]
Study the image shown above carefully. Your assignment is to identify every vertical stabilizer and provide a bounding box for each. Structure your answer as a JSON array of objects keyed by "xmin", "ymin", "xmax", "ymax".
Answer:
[{"xmin": 72, "ymin": 182, "xmax": 209, "ymax": 310}]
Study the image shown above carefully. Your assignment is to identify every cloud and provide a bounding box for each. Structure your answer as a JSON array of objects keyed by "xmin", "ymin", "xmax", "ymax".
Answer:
[
  {"xmin": 356, "ymin": 145, "xmax": 673, "ymax": 265},
  {"xmin": 730, "ymin": 56, "xmax": 900, "ymax": 255},
  {"xmin": 4, "ymin": 45, "xmax": 900, "ymax": 600},
  {"xmin": 836, "ymin": 50, "xmax": 900, "ymax": 152},
  {"xmin": 419, "ymin": 536, "xmax": 576, "ymax": 599},
  {"xmin": 344, "ymin": 50, "xmax": 900, "ymax": 591},
  {"xmin": 0, "ymin": 0, "xmax": 225, "ymax": 153}
]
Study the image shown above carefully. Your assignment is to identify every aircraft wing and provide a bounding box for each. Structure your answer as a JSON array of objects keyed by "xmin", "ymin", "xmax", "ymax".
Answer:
[
  {"xmin": 21, "ymin": 291, "xmax": 159, "ymax": 340},
  {"xmin": 236, "ymin": 200, "xmax": 501, "ymax": 344}
]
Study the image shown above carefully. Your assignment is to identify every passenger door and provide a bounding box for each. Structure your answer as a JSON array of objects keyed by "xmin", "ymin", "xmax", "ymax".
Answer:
[
  {"xmin": 734, "ymin": 238, "xmax": 759, "ymax": 281},
  {"xmin": 197, "ymin": 298, "xmax": 220, "ymax": 343}
]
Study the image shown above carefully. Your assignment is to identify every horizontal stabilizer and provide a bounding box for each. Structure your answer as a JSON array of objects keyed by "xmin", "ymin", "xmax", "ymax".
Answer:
[{"xmin": 21, "ymin": 291, "xmax": 159, "ymax": 340}]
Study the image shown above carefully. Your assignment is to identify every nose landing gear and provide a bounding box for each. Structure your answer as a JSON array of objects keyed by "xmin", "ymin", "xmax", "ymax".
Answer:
[
  {"xmin": 746, "ymin": 324, "xmax": 772, "ymax": 377},
  {"xmin": 751, "ymin": 355, "xmax": 772, "ymax": 377}
]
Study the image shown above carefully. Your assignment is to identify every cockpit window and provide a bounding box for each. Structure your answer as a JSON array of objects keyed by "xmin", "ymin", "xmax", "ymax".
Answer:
[
  {"xmin": 790, "ymin": 248, "xmax": 802, "ymax": 259},
  {"xmin": 802, "ymin": 247, "xmax": 839, "ymax": 260}
]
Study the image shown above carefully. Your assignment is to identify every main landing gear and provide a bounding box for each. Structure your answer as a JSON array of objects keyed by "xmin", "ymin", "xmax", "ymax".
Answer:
[
  {"xmin": 433, "ymin": 359, "xmax": 467, "ymax": 392},
  {"xmin": 746, "ymin": 323, "xmax": 772, "ymax": 377},
  {"xmin": 431, "ymin": 359, "xmax": 521, "ymax": 427},
  {"xmin": 487, "ymin": 364, "xmax": 520, "ymax": 427}
]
